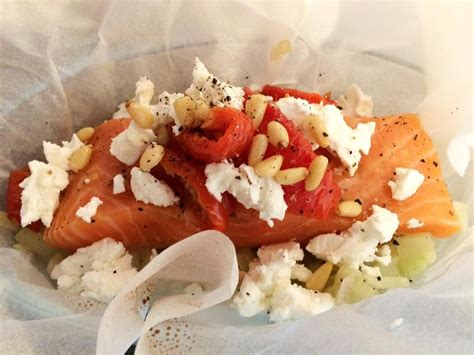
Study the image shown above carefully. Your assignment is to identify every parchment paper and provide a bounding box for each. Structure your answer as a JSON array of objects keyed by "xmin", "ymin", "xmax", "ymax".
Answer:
[{"xmin": 0, "ymin": 1, "xmax": 472, "ymax": 354}]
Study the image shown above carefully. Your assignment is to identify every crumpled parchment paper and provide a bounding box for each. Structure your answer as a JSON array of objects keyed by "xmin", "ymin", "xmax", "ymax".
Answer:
[{"xmin": 0, "ymin": 1, "xmax": 472, "ymax": 354}]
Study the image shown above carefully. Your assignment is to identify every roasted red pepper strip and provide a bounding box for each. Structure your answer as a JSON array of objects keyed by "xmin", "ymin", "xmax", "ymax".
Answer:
[
  {"xmin": 159, "ymin": 148, "xmax": 229, "ymax": 231},
  {"xmin": 175, "ymin": 107, "xmax": 254, "ymax": 163},
  {"xmin": 6, "ymin": 168, "xmax": 42, "ymax": 232},
  {"xmin": 261, "ymin": 84, "xmax": 336, "ymax": 105},
  {"xmin": 257, "ymin": 105, "xmax": 341, "ymax": 219}
]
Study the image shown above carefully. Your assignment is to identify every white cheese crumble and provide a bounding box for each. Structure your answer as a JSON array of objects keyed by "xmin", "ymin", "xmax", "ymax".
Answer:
[
  {"xmin": 109, "ymin": 121, "xmax": 157, "ymax": 165},
  {"xmin": 337, "ymin": 84, "xmax": 374, "ymax": 118},
  {"xmin": 320, "ymin": 105, "xmax": 375, "ymax": 176},
  {"xmin": 112, "ymin": 174, "xmax": 126, "ymax": 194},
  {"xmin": 275, "ymin": 98, "xmax": 375, "ymax": 175},
  {"xmin": 186, "ymin": 57, "xmax": 245, "ymax": 110},
  {"xmin": 112, "ymin": 77, "xmax": 155, "ymax": 119},
  {"xmin": 275, "ymin": 97, "xmax": 320, "ymax": 149},
  {"xmin": 43, "ymin": 134, "xmax": 84, "ymax": 170},
  {"xmin": 154, "ymin": 91, "xmax": 185, "ymax": 134},
  {"xmin": 291, "ymin": 264, "xmax": 312, "ymax": 282},
  {"xmin": 306, "ymin": 205, "xmax": 399, "ymax": 273},
  {"xmin": 232, "ymin": 242, "xmax": 334, "ymax": 322},
  {"xmin": 19, "ymin": 160, "xmax": 69, "ymax": 227},
  {"xmin": 50, "ymin": 238, "xmax": 138, "ymax": 303},
  {"xmin": 75, "ymin": 196, "xmax": 103, "ymax": 223},
  {"xmin": 388, "ymin": 167, "xmax": 425, "ymax": 201},
  {"xmin": 406, "ymin": 218, "xmax": 424, "ymax": 229},
  {"xmin": 184, "ymin": 282, "xmax": 204, "ymax": 296},
  {"xmin": 205, "ymin": 161, "xmax": 287, "ymax": 227},
  {"xmin": 130, "ymin": 167, "xmax": 178, "ymax": 207}
]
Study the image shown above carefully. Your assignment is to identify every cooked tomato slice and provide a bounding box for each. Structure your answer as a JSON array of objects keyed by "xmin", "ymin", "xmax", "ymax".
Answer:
[
  {"xmin": 175, "ymin": 107, "xmax": 254, "ymax": 163},
  {"xmin": 6, "ymin": 168, "xmax": 42, "ymax": 232},
  {"xmin": 257, "ymin": 104, "xmax": 341, "ymax": 219},
  {"xmin": 261, "ymin": 85, "xmax": 335, "ymax": 105},
  {"xmin": 158, "ymin": 148, "xmax": 229, "ymax": 231}
]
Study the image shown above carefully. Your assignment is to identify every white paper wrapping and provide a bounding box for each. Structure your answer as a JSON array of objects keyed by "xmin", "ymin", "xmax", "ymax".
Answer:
[{"xmin": 0, "ymin": 1, "xmax": 472, "ymax": 354}]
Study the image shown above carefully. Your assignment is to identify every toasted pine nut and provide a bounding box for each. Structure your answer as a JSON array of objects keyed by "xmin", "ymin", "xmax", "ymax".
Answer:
[
  {"xmin": 267, "ymin": 121, "xmax": 289, "ymax": 148},
  {"xmin": 139, "ymin": 143, "xmax": 164, "ymax": 172},
  {"xmin": 76, "ymin": 127, "xmax": 95, "ymax": 143},
  {"xmin": 305, "ymin": 156, "xmax": 329, "ymax": 191},
  {"xmin": 274, "ymin": 167, "xmax": 309, "ymax": 185},
  {"xmin": 336, "ymin": 200, "xmax": 363, "ymax": 218},
  {"xmin": 248, "ymin": 134, "xmax": 269, "ymax": 167},
  {"xmin": 254, "ymin": 155, "xmax": 283, "ymax": 178},
  {"xmin": 155, "ymin": 125, "xmax": 170, "ymax": 146},
  {"xmin": 304, "ymin": 115, "xmax": 329, "ymax": 148},
  {"xmin": 305, "ymin": 262, "xmax": 333, "ymax": 292},
  {"xmin": 173, "ymin": 96, "xmax": 196, "ymax": 128},
  {"xmin": 194, "ymin": 100, "xmax": 211, "ymax": 126},
  {"xmin": 245, "ymin": 94, "xmax": 268, "ymax": 129},
  {"xmin": 270, "ymin": 40, "xmax": 292, "ymax": 61},
  {"xmin": 69, "ymin": 145, "xmax": 93, "ymax": 172},
  {"xmin": 126, "ymin": 100, "xmax": 154, "ymax": 129}
]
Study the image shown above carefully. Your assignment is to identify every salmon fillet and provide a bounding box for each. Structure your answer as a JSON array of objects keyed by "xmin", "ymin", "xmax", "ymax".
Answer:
[{"xmin": 44, "ymin": 114, "xmax": 460, "ymax": 250}]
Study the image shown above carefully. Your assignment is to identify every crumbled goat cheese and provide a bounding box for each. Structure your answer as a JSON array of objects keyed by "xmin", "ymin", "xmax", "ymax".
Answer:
[
  {"xmin": 110, "ymin": 121, "xmax": 157, "ymax": 165},
  {"xmin": 130, "ymin": 167, "xmax": 178, "ymax": 207},
  {"xmin": 184, "ymin": 282, "xmax": 204, "ymax": 296},
  {"xmin": 320, "ymin": 105, "xmax": 375, "ymax": 176},
  {"xmin": 275, "ymin": 97, "xmax": 320, "ymax": 149},
  {"xmin": 337, "ymin": 84, "xmax": 374, "ymax": 117},
  {"xmin": 113, "ymin": 77, "xmax": 155, "ymax": 119},
  {"xmin": 50, "ymin": 238, "xmax": 138, "ymax": 303},
  {"xmin": 113, "ymin": 174, "xmax": 126, "ymax": 194},
  {"xmin": 20, "ymin": 160, "xmax": 69, "ymax": 227},
  {"xmin": 388, "ymin": 167, "xmax": 425, "ymax": 201},
  {"xmin": 275, "ymin": 98, "xmax": 375, "ymax": 175},
  {"xmin": 406, "ymin": 218, "xmax": 424, "ymax": 229},
  {"xmin": 154, "ymin": 91, "xmax": 185, "ymax": 134},
  {"xmin": 291, "ymin": 264, "xmax": 312, "ymax": 282},
  {"xmin": 205, "ymin": 161, "xmax": 287, "ymax": 227},
  {"xmin": 43, "ymin": 134, "xmax": 84, "ymax": 170},
  {"xmin": 186, "ymin": 57, "xmax": 245, "ymax": 110},
  {"xmin": 75, "ymin": 197, "xmax": 103, "ymax": 223},
  {"xmin": 306, "ymin": 206, "xmax": 399, "ymax": 273},
  {"xmin": 232, "ymin": 242, "xmax": 334, "ymax": 322}
]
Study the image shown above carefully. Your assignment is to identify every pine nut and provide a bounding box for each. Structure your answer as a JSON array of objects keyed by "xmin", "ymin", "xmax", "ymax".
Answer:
[
  {"xmin": 274, "ymin": 167, "xmax": 309, "ymax": 185},
  {"xmin": 336, "ymin": 200, "xmax": 363, "ymax": 217},
  {"xmin": 173, "ymin": 96, "xmax": 196, "ymax": 128},
  {"xmin": 305, "ymin": 156, "xmax": 329, "ymax": 191},
  {"xmin": 304, "ymin": 115, "xmax": 329, "ymax": 148},
  {"xmin": 305, "ymin": 262, "xmax": 333, "ymax": 292},
  {"xmin": 155, "ymin": 125, "xmax": 170, "ymax": 146},
  {"xmin": 139, "ymin": 143, "xmax": 164, "ymax": 172},
  {"xmin": 69, "ymin": 145, "xmax": 93, "ymax": 172},
  {"xmin": 248, "ymin": 134, "xmax": 269, "ymax": 167},
  {"xmin": 267, "ymin": 121, "xmax": 289, "ymax": 148},
  {"xmin": 254, "ymin": 155, "xmax": 283, "ymax": 178},
  {"xmin": 245, "ymin": 94, "xmax": 268, "ymax": 129},
  {"xmin": 126, "ymin": 100, "xmax": 154, "ymax": 129},
  {"xmin": 194, "ymin": 100, "xmax": 210, "ymax": 126},
  {"xmin": 76, "ymin": 127, "xmax": 95, "ymax": 143}
]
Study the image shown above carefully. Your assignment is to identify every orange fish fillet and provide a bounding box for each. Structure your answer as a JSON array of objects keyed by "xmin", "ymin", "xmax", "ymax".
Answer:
[{"xmin": 44, "ymin": 114, "xmax": 460, "ymax": 250}]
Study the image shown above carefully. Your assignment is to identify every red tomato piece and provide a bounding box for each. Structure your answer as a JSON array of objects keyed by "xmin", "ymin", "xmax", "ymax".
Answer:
[
  {"xmin": 257, "ymin": 104, "xmax": 341, "ymax": 219},
  {"xmin": 261, "ymin": 84, "xmax": 336, "ymax": 105},
  {"xmin": 159, "ymin": 148, "xmax": 229, "ymax": 231},
  {"xmin": 175, "ymin": 107, "xmax": 254, "ymax": 163},
  {"xmin": 6, "ymin": 168, "xmax": 42, "ymax": 232}
]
